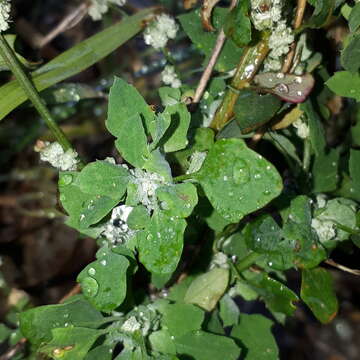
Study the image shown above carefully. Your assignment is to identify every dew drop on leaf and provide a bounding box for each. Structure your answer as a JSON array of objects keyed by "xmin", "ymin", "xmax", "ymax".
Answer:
[
  {"xmin": 60, "ymin": 174, "xmax": 73, "ymax": 186},
  {"xmin": 82, "ymin": 277, "xmax": 99, "ymax": 297},
  {"xmin": 88, "ymin": 267, "xmax": 96, "ymax": 276},
  {"xmin": 232, "ymin": 159, "xmax": 250, "ymax": 184}
]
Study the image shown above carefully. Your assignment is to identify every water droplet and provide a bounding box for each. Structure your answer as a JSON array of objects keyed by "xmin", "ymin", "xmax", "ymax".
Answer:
[
  {"xmin": 223, "ymin": 175, "xmax": 228, "ymax": 181},
  {"xmin": 276, "ymin": 72, "xmax": 285, "ymax": 79},
  {"xmin": 254, "ymin": 173, "xmax": 261, "ymax": 179},
  {"xmin": 59, "ymin": 194, "xmax": 66, "ymax": 202},
  {"xmin": 52, "ymin": 348, "xmax": 65, "ymax": 358},
  {"xmin": 64, "ymin": 313, "xmax": 69, "ymax": 318},
  {"xmin": 296, "ymin": 90, "xmax": 303, "ymax": 96},
  {"xmin": 100, "ymin": 259, "xmax": 107, "ymax": 266},
  {"xmin": 294, "ymin": 76, "xmax": 302, "ymax": 84},
  {"xmin": 88, "ymin": 267, "xmax": 96, "ymax": 276},
  {"xmin": 268, "ymin": 262, "xmax": 273, "ymax": 266},
  {"xmin": 232, "ymin": 159, "xmax": 250, "ymax": 185},
  {"xmin": 275, "ymin": 83, "xmax": 289, "ymax": 94},
  {"xmin": 82, "ymin": 277, "xmax": 99, "ymax": 297},
  {"xmin": 60, "ymin": 174, "xmax": 73, "ymax": 186},
  {"xmin": 80, "ymin": 214, "xmax": 85, "ymax": 221},
  {"xmin": 263, "ymin": 189, "xmax": 271, "ymax": 195},
  {"xmin": 256, "ymin": 237, "xmax": 261, "ymax": 242},
  {"xmin": 266, "ymin": 165, "xmax": 271, "ymax": 170}
]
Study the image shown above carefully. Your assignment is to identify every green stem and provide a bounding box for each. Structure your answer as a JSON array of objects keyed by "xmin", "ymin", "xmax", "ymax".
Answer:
[
  {"xmin": 173, "ymin": 173, "xmax": 196, "ymax": 182},
  {"xmin": 302, "ymin": 139, "xmax": 311, "ymax": 172},
  {"xmin": 0, "ymin": 34, "xmax": 72, "ymax": 151},
  {"xmin": 234, "ymin": 251, "xmax": 262, "ymax": 273}
]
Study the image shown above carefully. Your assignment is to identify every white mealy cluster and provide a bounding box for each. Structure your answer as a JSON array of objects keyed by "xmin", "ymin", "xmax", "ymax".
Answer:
[
  {"xmin": 36, "ymin": 141, "xmax": 79, "ymax": 171},
  {"xmin": 121, "ymin": 316, "xmax": 141, "ymax": 333},
  {"xmin": 102, "ymin": 205, "xmax": 135, "ymax": 244},
  {"xmin": 210, "ymin": 252, "xmax": 229, "ymax": 270},
  {"xmin": 186, "ymin": 151, "xmax": 207, "ymax": 174},
  {"xmin": 88, "ymin": 0, "xmax": 126, "ymax": 21},
  {"xmin": 161, "ymin": 65, "xmax": 181, "ymax": 88},
  {"xmin": 292, "ymin": 117, "xmax": 309, "ymax": 139},
  {"xmin": 0, "ymin": 0, "xmax": 11, "ymax": 32},
  {"xmin": 311, "ymin": 195, "xmax": 335, "ymax": 243},
  {"xmin": 268, "ymin": 20, "xmax": 294, "ymax": 58},
  {"xmin": 130, "ymin": 168, "xmax": 167, "ymax": 210},
  {"xmin": 250, "ymin": 0, "xmax": 282, "ymax": 30},
  {"xmin": 143, "ymin": 14, "xmax": 178, "ymax": 49}
]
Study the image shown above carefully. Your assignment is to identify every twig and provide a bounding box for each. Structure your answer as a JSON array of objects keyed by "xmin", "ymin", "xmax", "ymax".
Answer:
[
  {"xmin": 38, "ymin": 3, "xmax": 89, "ymax": 49},
  {"xmin": 192, "ymin": 0, "xmax": 238, "ymax": 104},
  {"xmin": 281, "ymin": 0, "xmax": 307, "ymax": 73},
  {"xmin": 59, "ymin": 283, "xmax": 82, "ymax": 303},
  {"xmin": 325, "ymin": 259, "xmax": 360, "ymax": 276}
]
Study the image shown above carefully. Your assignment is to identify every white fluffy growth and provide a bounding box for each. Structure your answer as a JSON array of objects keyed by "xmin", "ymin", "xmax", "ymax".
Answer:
[
  {"xmin": 130, "ymin": 168, "xmax": 167, "ymax": 210},
  {"xmin": 210, "ymin": 252, "xmax": 229, "ymax": 269},
  {"xmin": 161, "ymin": 65, "xmax": 181, "ymax": 88},
  {"xmin": 268, "ymin": 20, "xmax": 294, "ymax": 58},
  {"xmin": 121, "ymin": 316, "xmax": 141, "ymax": 333},
  {"xmin": 250, "ymin": 0, "xmax": 282, "ymax": 31},
  {"xmin": 186, "ymin": 151, "xmax": 207, "ymax": 174},
  {"xmin": 0, "ymin": 0, "xmax": 11, "ymax": 32},
  {"xmin": 311, "ymin": 218, "xmax": 336, "ymax": 242},
  {"xmin": 37, "ymin": 142, "xmax": 79, "ymax": 171},
  {"xmin": 88, "ymin": 0, "xmax": 126, "ymax": 21},
  {"xmin": 102, "ymin": 205, "xmax": 135, "ymax": 244},
  {"xmin": 293, "ymin": 118, "xmax": 309, "ymax": 139},
  {"xmin": 143, "ymin": 14, "xmax": 178, "ymax": 49}
]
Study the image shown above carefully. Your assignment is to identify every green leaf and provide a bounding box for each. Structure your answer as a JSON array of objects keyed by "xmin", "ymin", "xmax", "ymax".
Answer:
[
  {"xmin": 349, "ymin": 3, "xmax": 360, "ymax": 32},
  {"xmin": 178, "ymin": 8, "xmax": 244, "ymax": 72},
  {"xmin": 156, "ymin": 183, "xmax": 198, "ymax": 218},
  {"xmin": 127, "ymin": 205, "xmax": 150, "ymax": 230},
  {"xmin": 234, "ymin": 90, "xmax": 281, "ymax": 133},
  {"xmin": 85, "ymin": 345, "xmax": 113, "ymax": 360},
  {"xmin": 138, "ymin": 211, "xmax": 186, "ymax": 274},
  {"xmin": 77, "ymin": 160, "xmax": 129, "ymax": 200},
  {"xmin": 326, "ymin": 71, "xmax": 360, "ymax": 101},
  {"xmin": 158, "ymin": 87, "xmax": 181, "ymax": 106},
  {"xmin": 77, "ymin": 249, "xmax": 130, "ymax": 312},
  {"xmin": 341, "ymin": 33, "xmax": 360, "ymax": 73},
  {"xmin": 301, "ymin": 267, "xmax": 338, "ymax": 323},
  {"xmin": 160, "ymin": 103, "xmax": 190, "ymax": 153},
  {"xmin": 195, "ymin": 138, "xmax": 283, "ymax": 222},
  {"xmin": 19, "ymin": 299, "xmax": 103, "ymax": 347},
  {"xmin": 219, "ymin": 294, "xmax": 240, "ymax": 327},
  {"xmin": 162, "ymin": 303, "xmax": 205, "ymax": 337},
  {"xmin": 349, "ymin": 149, "xmax": 360, "ymax": 193},
  {"xmin": 312, "ymin": 148, "xmax": 339, "ymax": 192},
  {"xmin": 114, "ymin": 114, "xmax": 150, "ymax": 168},
  {"xmin": 143, "ymin": 148, "xmax": 172, "ymax": 182},
  {"xmin": 0, "ymin": 9, "xmax": 155, "ymax": 121},
  {"xmin": 184, "ymin": 267, "xmax": 229, "ymax": 311},
  {"xmin": 223, "ymin": 0, "xmax": 252, "ymax": 47},
  {"xmin": 231, "ymin": 314, "xmax": 279, "ymax": 360},
  {"xmin": 174, "ymin": 331, "xmax": 240, "ymax": 360},
  {"xmin": 39, "ymin": 327, "xmax": 101, "ymax": 360},
  {"xmin": 149, "ymin": 330, "xmax": 177, "ymax": 355},
  {"xmin": 306, "ymin": 0, "xmax": 335, "ymax": 28}
]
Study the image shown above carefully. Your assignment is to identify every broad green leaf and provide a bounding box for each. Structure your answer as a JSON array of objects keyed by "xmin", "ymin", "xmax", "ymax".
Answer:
[
  {"xmin": 174, "ymin": 331, "xmax": 240, "ymax": 360},
  {"xmin": 184, "ymin": 267, "xmax": 229, "ymax": 311},
  {"xmin": 300, "ymin": 100, "xmax": 326, "ymax": 156},
  {"xmin": 85, "ymin": 345, "xmax": 113, "ymax": 360},
  {"xmin": 149, "ymin": 330, "xmax": 177, "ymax": 355},
  {"xmin": 39, "ymin": 327, "xmax": 101, "ymax": 360},
  {"xmin": 349, "ymin": 3, "xmax": 360, "ymax": 32},
  {"xmin": 231, "ymin": 314, "xmax": 279, "ymax": 360},
  {"xmin": 158, "ymin": 87, "xmax": 181, "ymax": 106},
  {"xmin": 138, "ymin": 211, "xmax": 186, "ymax": 274},
  {"xmin": 156, "ymin": 183, "xmax": 198, "ymax": 218},
  {"xmin": 127, "ymin": 205, "xmax": 150, "ymax": 230},
  {"xmin": 301, "ymin": 267, "xmax": 338, "ymax": 323},
  {"xmin": 151, "ymin": 271, "xmax": 173, "ymax": 289},
  {"xmin": 77, "ymin": 249, "xmax": 130, "ymax": 312},
  {"xmin": 114, "ymin": 114, "xmax": 150, "ymax": 168},
  {"xmin": 178, "ymin": 8, "xmax": 243, "ymax": 72},
  {"xmin": 349, "ymin": 149, "xmax": 360, "ymax": 193},
  {"xmin": 162, "ymin": 303, "xmax": 205, "ymax": 338},
  {"xmin": 77, "ymin": 160, "xmax": 129, "ymax": 199},
  {"xmin": 161, "ymin": 103, "xmax": 190, "ymax": 153},
  {"xmin": 306, "ymin": 0, "xmax": 335, "ymax": 28},
  {"xmin": 0, "ymin": 324, "xmax": 11, "ymax": 343},
  {"xmin": 143, "ymin": 148, "xmax": 172, "ymax": 182},
  {"xmin": 341, "ymin": 33, "xmax": 360, "ymax": 73},
  {"xmin": 19, "ymin": 299, "xmax": 103, "ymax": 347},
  {"xmin": 195, "ymin": 138, "xmax": 283, "ymax": 223},
  {"xmin": 234, "ymin": 90, "xmax": 281, "ymax": 133},
  {"xmin": 312, "ymin": 148, "xmax": 339, "ymax": 192},
  {"xmin": 0, "ymin": 9, "xmax": 155, "ymax": 121},
  {"xmin": 224, "ymin": 0, "xmax": 252, "ymax": 47},
  {"xmin": 245, "ymin": 273, "xmax": 299, "ymax": 316},
  {"xmin": 219, "ymin": 294, "xmax": 240, "ymax": 327},
  {"xmin": 326, "ymin": 71, "xmax": 360, "ymax": 101}
]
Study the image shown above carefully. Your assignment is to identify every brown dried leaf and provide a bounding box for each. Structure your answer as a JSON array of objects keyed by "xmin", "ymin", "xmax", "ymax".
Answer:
[
  {"xmin": 184, "ymin": 0, "xmax": 198, "ymax": 10},
  {"xmin": 201, "ymin": 0, "xmax": 221, "ymax": 31}
]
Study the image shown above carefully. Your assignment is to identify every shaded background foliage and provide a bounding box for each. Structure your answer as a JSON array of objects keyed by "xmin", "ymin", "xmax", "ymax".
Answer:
[{"xmin": 0, "ymin": 0, "xmax": 359, "ymax": 359}]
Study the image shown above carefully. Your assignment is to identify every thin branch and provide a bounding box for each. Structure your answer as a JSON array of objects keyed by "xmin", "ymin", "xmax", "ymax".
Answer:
[
  {"xmin": 282, "ymin": 0, "xmax": 307, "ymax": 73},
  {"xmin": 59, "ymin": 283, "xmax": 82, "ymax": 303},
  {"xmin": 192, "ymin": 0, "xmax": 238, "ymax": 104},
  {"xmin": 325, "ymin": 259, "xmax": 360, "ymax": 276},
  {"xmin": 0, "ymin": 338, "xmax": 27, "ymax": 360}
]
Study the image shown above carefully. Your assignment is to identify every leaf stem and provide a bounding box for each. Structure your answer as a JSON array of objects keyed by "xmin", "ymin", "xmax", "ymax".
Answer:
[
  {"xmin": 210, "ymin": 34, "xmax": 270, "ymax": 131},
  {"xmin": 234, "ymin": 251, "xmax": 262, "ymax": 273},
  {"xmin": 0, "ymin": 34, "xmax": 73, "ymax": 151},
  {"xmin": 173, "ymin": 173, "xmax": 196, "ymax": 182},
  {"xmin": 302, "ymin": 138, "xmax": 311, "ymax": 172}
]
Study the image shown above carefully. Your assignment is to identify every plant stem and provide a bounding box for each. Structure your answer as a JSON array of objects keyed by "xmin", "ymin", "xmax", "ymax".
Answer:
[
  {"xmin": 234, "ymin": 251, "xmax": 262, "ymax": 273},
  {"xmin": 173, "ymin": 173, "xmax": 196, "ymax": 182},
  {"xmin": 0, "ymin": 34, "xmax": 73, "ymax": 151},
  {"xmin": 210, "ymin": 34, "xmax": 270, "ymax": 131},
  {"xmin": 302, "ymin": 138, "xmax": 311, "ymax": 172}
]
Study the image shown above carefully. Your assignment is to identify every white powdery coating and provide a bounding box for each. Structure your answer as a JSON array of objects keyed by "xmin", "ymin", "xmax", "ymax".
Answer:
[
  {"xmin": 102, "ymin": 205, "xmax": 135, "ymax": 244},
  {"xmin": 263, "ymin": 57, "xmax": 282, "ymax": 72},
  {"xmin": 88, "ymin": 0, "xmax": 126, "ymax": 21},
  {"xmin": 269, "ymin": 20, "xmax": 294, "ymax": 58},
  {"xmin": 311, "ymin": 218, "xmax": 336, "ymax": 242},
  {"xmin": 250, "ymin": 0, "xmax": 283, "ymax": 31},
  {"xmin": 121, "ymin": 316, "xmax": 141, "ymax": 333},
  {"xmin": 0, "ymin": 0, "xmax": 11, "ymax": 32},
  {"xmin": 293, "ymin": 118, "xmax": 309, "ymax": 139},
  {"xmin": 161, "ymin": 65, "xmax": 181, "ymax": 88},
  {"xmin": 130, "ymin": 168, "xmax": 166, "ymax": 210},
  {"xmin": 210, "ymin": 252, "xmax": 229, "ymax": 269},
  {"xmin": 186, "ymin": 151, "xmax": 207, "ymax": 174},
  {"xmin": 143, "ymin": 14, "xmax": 178, "ymax": 49},
  {"xmin": 316, "ymin": 194, "xmax": 327, "ymax": 209},
  {"xmin": 39, "ymin": 142, "xmax": 79, "ymax": 171}
]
